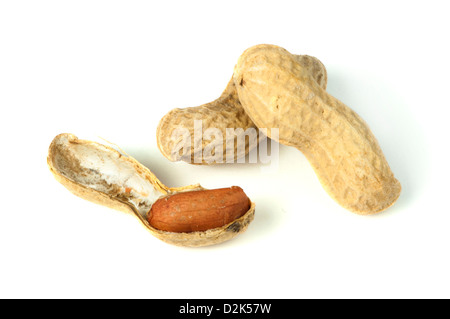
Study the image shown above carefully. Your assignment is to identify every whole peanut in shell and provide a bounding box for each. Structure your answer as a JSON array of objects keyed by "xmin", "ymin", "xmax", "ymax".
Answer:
[
  {"xmin": 47, "ymin": 133, "xmax": 255, "ymax": 247},
  {"xmin": 157, "ymin": 54, "xmax": 327, "ymax": 164},
  {"xmin": 233, "ymin": 44, "xmax": 401, "ymax": 214}
]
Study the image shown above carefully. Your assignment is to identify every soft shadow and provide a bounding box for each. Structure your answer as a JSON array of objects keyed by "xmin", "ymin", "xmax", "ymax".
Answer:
[{"xmin": 192, "ymin": 194, "xmax": 283, "ymax": 250}]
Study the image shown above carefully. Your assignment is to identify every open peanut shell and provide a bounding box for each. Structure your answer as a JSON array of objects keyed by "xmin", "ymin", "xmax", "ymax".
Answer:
[{"xmin": 47, "ymin": 133, "xmax": 255, "ymax": 247}]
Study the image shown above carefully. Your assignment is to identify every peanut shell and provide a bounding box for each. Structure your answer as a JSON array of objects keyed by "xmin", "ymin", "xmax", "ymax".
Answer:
[
  {"xmin": 47, "ymin": 133, "xmax": 255, "ymax": 247},
  {"xmin": 157, "ymin": 54, "xmax": 327, "ymax": 164},
  {"xmin": 233, "ymin": 44, "xmax": 401, "ymax": 214}
]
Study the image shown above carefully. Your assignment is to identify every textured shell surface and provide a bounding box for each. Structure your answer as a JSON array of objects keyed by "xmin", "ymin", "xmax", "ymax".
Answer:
[
  {"xmin": 233, "ymin": 44, "xmax": 401, "ymax": 214},
  {"xmin": 157, "ymin": 78, "xmax": 256, "ymax": 164},
  {"xmin": 48, "ymin": 133, "xmax": 167, "ymax": 215},
  {"xmin": 156, "ymin": 54, "xmax": 327, "ymax": 165},
  {"xmin": 47, "ymin": 133, "xmax": 255, "ymax": 247}
]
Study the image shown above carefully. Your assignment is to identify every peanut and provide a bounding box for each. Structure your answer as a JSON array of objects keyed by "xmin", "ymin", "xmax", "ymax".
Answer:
[
  {"xmin": 47, "ymin": 133, "xmax": 255, "ymax": 247},
  {"xmin": 148, "ymin": 187, "xmax": 250, "ymax": 232},
  {"xmin": 157, "ymin": 54, "xmax": 327, "ymax": 164},
  {"xmin": 233, "ymin": 44, "xmax": 401, "ymax": 214}
]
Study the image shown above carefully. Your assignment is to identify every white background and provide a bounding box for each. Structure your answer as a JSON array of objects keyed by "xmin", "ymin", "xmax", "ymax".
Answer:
[{"xmin": 1, "ymin": 1, "xmax": 449, "ymax": 299}]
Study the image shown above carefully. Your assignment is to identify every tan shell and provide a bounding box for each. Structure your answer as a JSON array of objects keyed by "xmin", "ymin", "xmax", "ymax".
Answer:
[
  {"xmin": 157, "ymin": 54, "xmax": 327, "ymax": 165},
  {"xmin": 47, "ymin": 133, "xmax": 255, "ymax": 247},
  {"xmin": 233, "ymin": 44, "xmax": 401, "ymax": 214}
]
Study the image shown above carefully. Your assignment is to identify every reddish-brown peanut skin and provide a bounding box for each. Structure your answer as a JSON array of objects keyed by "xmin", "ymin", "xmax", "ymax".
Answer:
[{"xmin": 148, "ymin": 187, "xmax": 251, "ymax": 233}]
